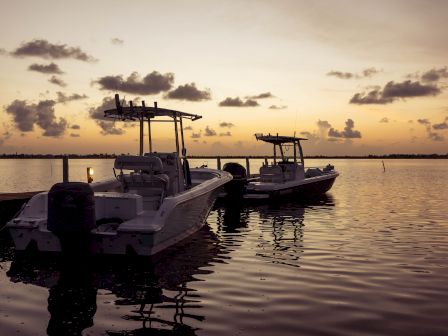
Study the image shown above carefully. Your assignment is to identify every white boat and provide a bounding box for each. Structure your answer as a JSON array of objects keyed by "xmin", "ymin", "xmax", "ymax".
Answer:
[
  {"xmin": 235, "ymin": 134, "xmax": 339, "ymax": 200},
  {"xmin": 7, "ymin": 95, "xmax": 232, "ymax": 256}
]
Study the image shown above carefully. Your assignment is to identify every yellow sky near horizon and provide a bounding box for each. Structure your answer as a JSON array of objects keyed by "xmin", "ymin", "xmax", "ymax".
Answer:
[{"xmin": 1, "ymin": 0, "xmax": 447, "ymax": 155}]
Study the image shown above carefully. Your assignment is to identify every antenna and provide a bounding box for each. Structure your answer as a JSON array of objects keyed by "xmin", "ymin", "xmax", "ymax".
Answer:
[{"xmin": 294, "ymin": 109, "xmax": 298, "ymax": 137}]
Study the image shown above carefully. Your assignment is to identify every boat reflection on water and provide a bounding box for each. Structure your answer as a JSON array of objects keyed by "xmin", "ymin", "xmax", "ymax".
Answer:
[
  {"xmin": 7, "ymin": 226, "xmax": 225, "ymax": 336},
  {"xmin": 215, "ymin": 194, "xmax": 334, "ymax": 266},
  {"xmin": 6, "ymin": 195, "xmax": 334, "ymax": 335}
]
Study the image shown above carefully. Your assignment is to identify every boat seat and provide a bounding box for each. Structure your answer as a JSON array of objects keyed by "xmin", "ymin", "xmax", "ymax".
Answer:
[
  {"xmin": 119, "ymin": 173, "xmax": 169, "ymax": 210},
  {"xmin": 279, "ymin": 162, "xmax": 296, "ymax": 181},
  {"xmin": 260, "ymin": 165, "xmax": 284, "ymax": 183},
  {"xmin": 147, "ymin": 152, "xmax": 184, "ymax": 195},
  {"xmin": 114, "ymin": 155, "xmax": 164, "ymax": 173}
]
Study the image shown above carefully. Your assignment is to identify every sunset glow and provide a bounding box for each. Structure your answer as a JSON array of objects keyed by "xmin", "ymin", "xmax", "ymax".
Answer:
[{"xmin": 1, "ymin": 0, "xmax": 447, "ymax": 155}]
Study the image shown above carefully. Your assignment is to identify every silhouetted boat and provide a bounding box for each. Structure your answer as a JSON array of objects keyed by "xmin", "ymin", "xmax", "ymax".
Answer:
[
  {"xmin": 224, "ymin": 134, "xmax": 339, "ymax": 201},
  {"xmin": 6, "ymin": 96, "xmax": 232, "ymax": 256}
]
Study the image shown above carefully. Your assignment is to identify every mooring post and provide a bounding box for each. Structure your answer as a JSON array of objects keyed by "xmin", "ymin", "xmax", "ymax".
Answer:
[
  {"xmin": 217, "ymin": 157, "xmax": 221, "ymax": 170},
  {"xmin": 246, "ymin": 157, "xmax": 250, "ymax": 177},
  {"xmin": 62, "ymin": 155, "xmax": 69, "ymax": 182}
]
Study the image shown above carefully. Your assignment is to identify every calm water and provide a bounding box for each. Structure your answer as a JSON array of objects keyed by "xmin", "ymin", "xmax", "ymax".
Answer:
[{"xmin": 1, "ymin": 159, "xmax": 448, "ymax": 335}]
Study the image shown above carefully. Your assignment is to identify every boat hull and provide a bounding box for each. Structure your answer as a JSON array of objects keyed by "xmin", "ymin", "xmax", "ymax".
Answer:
[
  {"xmin": 8, "ymin": 169, "xmax": 231, "ymax": 256},
  {"xmin": 244, "ymin": 173, "xmax": 338, "ymax": 201}
]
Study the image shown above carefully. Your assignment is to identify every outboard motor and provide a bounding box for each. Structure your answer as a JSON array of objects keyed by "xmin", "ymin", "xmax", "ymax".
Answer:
[
  {"xmin": 323, "ymin": 164, "xmax": 335, "ymax": 173},
  {"xmin": 223, "ymin": 162, "xmax": 247, "ymax": 198},
  {"xmin": 48, "ymin": 182, "xmax": 95, "ymax": 256}
]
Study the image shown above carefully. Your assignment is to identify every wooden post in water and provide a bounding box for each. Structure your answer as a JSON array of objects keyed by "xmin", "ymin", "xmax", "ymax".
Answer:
[
  {"xmin": 62, "ymin": 155, "xmax": 69, "ymax": 182},
  {"xmin": 217, "ymin": 157, "xmax": 221, "ymax": 170},
  {"xmin": 245, "ymin": 157, "xmax": 250, "ymax": 177},
  {"xmin": 134, "ymin": 101, "xmax": 143, "ymax": 156}
]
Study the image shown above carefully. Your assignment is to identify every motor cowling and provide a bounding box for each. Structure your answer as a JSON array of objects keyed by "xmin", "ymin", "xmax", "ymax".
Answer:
[
  {"xmin": 223, "ymin": 162, "xmax": 247, "ymax": 179},
  {"xmin": 47, "ymin": 182, "xmax": 96, "ymax": 235},
  {"xmin": 223, "ymin": 162, "xmax": 247, "ymax": 197}
]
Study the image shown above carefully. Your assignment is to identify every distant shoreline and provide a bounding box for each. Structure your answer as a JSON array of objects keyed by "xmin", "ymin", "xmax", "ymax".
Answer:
[{"xmin": 0, "ymin": 154, "xmax": 447, "ymax": 159}]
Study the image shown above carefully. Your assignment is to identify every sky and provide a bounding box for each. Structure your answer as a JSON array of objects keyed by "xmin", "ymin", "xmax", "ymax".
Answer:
[{"xmin": 1, "ymin": 0, "xmax": 448, "ymax": 156}]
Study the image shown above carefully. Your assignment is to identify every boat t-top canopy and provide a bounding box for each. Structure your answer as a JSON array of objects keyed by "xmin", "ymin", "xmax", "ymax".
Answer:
[
  {"xmin": 104, "ymin": 94, "xmax": 202, "ymax": 121},
  {"xmin": 255, "ymin": 133, "xmax": 308, "ymax": 144},
  {"xmin": 255, "ymin": 133, "xmax": 307, "ymax": 165},
  {"xmin": 104, "ymin": 94, "xmax": 201, "ymax": 157}
]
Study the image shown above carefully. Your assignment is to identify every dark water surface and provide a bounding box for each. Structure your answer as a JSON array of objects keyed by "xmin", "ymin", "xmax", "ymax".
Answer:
[{"xmin": 1, "ymin": 159, "xmax": 448, "ymax": 335}]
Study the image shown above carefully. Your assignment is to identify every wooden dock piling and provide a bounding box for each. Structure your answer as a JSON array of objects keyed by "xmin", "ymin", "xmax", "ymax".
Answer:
[{"xmin": 62, "ymin": 155, "xmax": 69, "ymax": 182}]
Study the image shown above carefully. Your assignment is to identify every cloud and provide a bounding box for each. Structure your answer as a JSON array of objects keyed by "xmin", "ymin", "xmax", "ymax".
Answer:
[
  {"xmin": 416, "ymin": 118, "xmax": 445, "ymax": 141},
  {"xmin": 299, "ymin": 131, "xmax": 318, "ymax": 141},
  {"xmin": 349, "ymin": 89, "xmax": 394, "ymax": 104},
  {"xmin": 379, "ymin": 117, "xmax": 389, "ymax": 123},
  {"xmin": 268, "ymin": 105, "xmax": 287, "ymax": 110},
  {"xmin": 5, "ymin": 99, "xmax": 67, "ymax": 137},
  {"xmin": 111, "ymin": 38, "xmax": 124, "ymax": 45},
  {"xmin": 89, "ymin": 96, "xmax": 120, "ymax": 120},
  {"xmin": 327, "ymin": 67, "xmax": 381, "ymax": 79},
  {"xmin": 70, "ymin": 124, "xmax": 81, "ymax": 130},
  {"xmin": 0, "ymin": 130, "xmax": 12, "ymax": 145},
  {"xmin": 382, "ymin": 80, "xmax": 440, "ymax": 98},
  {"xmin": 94, "ymin": 71, "xmax": 174, "ymax": 94},
  {"xmin": 327, "ymin": 71, "xmax": 356, "ymax": 79},
  {"xmin": 70, "ymin": 133, "xmax": 80, "ymax": 137},
  {"xmin": 183, "ymin": 125, "xmax": 193, "ymax": 131},
  {"xmin": 327, "ymin": 137, "xmax": 342, "ymax": 142},
  {"xmin": 317, "ymin": 120, "xmax": 331, "ymax": 129},
  {"xmin": 428, "ymin": 132, "xmax": 444, "ymax": 141},
  {"xmin": 417, "ymin": 118, "xmax": 430, "ymax": 125},
  {"xmin": 433, "ymin": 123, "xmax": 448, "ymax": 130},
  {"xmin": 49, "ymin": 76, "xmax": 67, "ymax": 87},
  {"xmin": 432, "ymin": 117, "xmax": 448, "ymax": 130},
  {"xmin": 300, "ymin": 131, "xmax": 313, "ymax": 138},
  {"xmin": 28, "ymin": 62, "xmax": 64, "ymax": 74},
  {"xmin": 96, "ymin": 121, "xmax": 124, "ymax": 135},
  {"xmin": 34, "ymin": 100, "xmax": 67, "ymax": 136},
  {"xmin": 350, "ymin": 80, "xmax": 441, "ymax": 104},
  {"xmin": 219, "ymin": 122, "xmax": 234, "ymax": 128},
  {"xmin": 362, "ymin": 67, "xmax": 381, "ymax": 77},
  {"xmin": 421, "ymin": 67, "xmax": 448, "ymax": 82},
  {"xmin": 165, "ymin": 83, "xmax": 211, "ymax": 101},
  {"xmin": 12, "ymin": 39, "xmax": 96, "ymax": 62},
  {"xmin": 219, "ymin": 131, "xmax": 232, "ymax": 136},
  {"xmin": 5, "ymin": 100, "xmax": 36, "ymax": 132},
  {"xmin": 191, "ymin": 132, "xmax": 201, "ymax": 139},
  {"xmin": 328, "ymin": 119, "xmax": 361, "ymax": 138},
  {"xmin": 89, "ymin": 97, "xmax": 125, "ymax": 135},
  {"xmin": 246, "ymin": 92, "xmax": 274, "ymax": 99},
  {"xmin": 56, "ymin": 92, "xmax": 88, "ymax": 103},
  {"xmin": 219, "ymin": 97, "xmax": 259, "ymax": 107},
  {"xmin": 315, "ymin": 119, "xmax": 332, "ymax": 139},
  {"xmin": 204, "ymin": 126, "xmax": 217, "ymax": 136}
]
